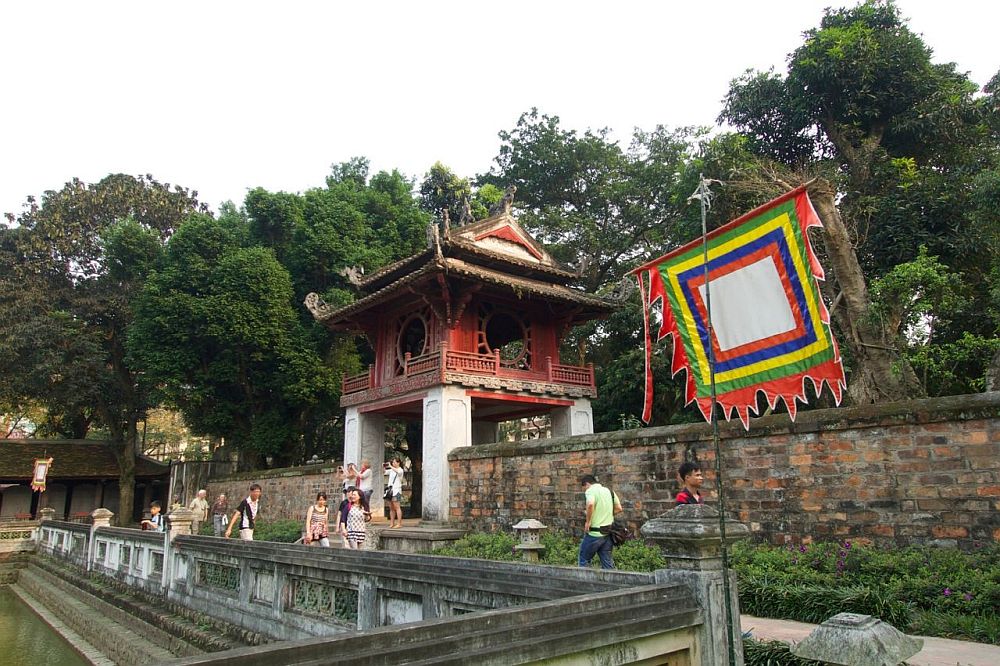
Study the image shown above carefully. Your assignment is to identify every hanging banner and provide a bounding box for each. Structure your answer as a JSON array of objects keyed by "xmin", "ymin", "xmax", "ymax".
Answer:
[
  {"xmin": 31, "ymin": 457, "xmax": 54, "ymax": 492},
  {"xmin": 632, "ymin": 185, "xmax": 846, "ymax": 428}
]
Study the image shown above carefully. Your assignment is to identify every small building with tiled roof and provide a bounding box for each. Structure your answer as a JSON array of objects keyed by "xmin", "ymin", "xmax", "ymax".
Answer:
[
  {"xmin": 0, "ymin": 439, "xmax": 169, "ymax": 522},
  {"xmin": 305, "ymin": 203, "xmax": 616, "ymax": 521}
]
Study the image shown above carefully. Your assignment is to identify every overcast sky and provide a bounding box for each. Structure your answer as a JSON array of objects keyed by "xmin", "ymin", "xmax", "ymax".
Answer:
[{"xmin": 1, "ymin": 1, "xmax": 997, "ymax": 218}]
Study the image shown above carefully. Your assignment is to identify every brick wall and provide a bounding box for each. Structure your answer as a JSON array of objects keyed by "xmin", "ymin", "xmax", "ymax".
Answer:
[
  {"xmin": 206, "ymin": 464, "xmax": 340, "ymax": 524},
  {"xmin": 448, "ymin": 392, "xmax": 1000, "ymax": 549}
]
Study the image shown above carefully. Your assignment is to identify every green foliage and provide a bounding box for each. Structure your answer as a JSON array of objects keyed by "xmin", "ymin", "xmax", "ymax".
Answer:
[
  {"xmin": 742, "ymin": 638, "xmax": 825, "ymax": 666},
  {"xmin": 719, "ymin": 1, "xmax": 999, "ymax": 403},
  {"xmin": 250, "ymin": 519, "xmax": 303, "ymax": 543},
  {"xmin": 910, "ymin": 609, "xmax": 1000, "ymax": 645},
  {"xmin": 733, "ymin": 540, "xmax": 1000, "ymax": 643},
  {"xmin": 432, "ymin": 530, "xmax": 665, "ymax": 572},
  {"xmin": 433, "ymin": 531, "xmax": 518, "ymax": 561},
  {"xmin": 739, "ymin": 577, "xmax": 913, "ymax": 628}
]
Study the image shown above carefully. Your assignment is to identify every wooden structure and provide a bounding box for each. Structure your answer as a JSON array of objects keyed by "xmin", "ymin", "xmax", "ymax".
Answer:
[
  {"xmin": 306, "ymin": 208, "xmax": 614, "ymax": 520},
  {"xmin": 0, "ymin": 439, "xmax": 169, "ymax": 522}
]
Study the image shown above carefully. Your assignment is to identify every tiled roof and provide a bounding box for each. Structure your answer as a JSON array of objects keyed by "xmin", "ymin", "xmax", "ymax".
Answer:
[
  {"xmin": 0, "ymin": 439, "xmax": 169, "ymax": 480},
  {"xmin": 310, "ymin": 257, "xmax": 614, "ymax": 329}
]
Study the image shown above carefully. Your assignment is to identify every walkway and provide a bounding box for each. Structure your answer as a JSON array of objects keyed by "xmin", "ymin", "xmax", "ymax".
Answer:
[{"xmin": 742, "ymin": 615, "xmax": 1000, "ymax": 666}]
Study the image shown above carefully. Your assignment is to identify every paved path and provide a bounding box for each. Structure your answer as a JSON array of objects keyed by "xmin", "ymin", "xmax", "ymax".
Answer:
[{"xmin": 742, "ymin": 615, "xmax": 1000, "ymax": 666}]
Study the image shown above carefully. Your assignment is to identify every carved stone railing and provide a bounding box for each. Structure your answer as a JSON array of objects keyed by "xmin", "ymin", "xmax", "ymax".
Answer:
[
  {"xmin": 0, "ymin": 520, "xmax": 39, "ymax": 555},
  {"xmin": 37, "ymin": 517, "xmax": 657, "ymax": 642}
]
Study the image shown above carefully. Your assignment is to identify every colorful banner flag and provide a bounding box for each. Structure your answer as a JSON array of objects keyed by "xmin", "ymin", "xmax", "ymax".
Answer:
[
  {"xmin": 31, "ymin": 457, "xmax": 53, "ymax": 492},
  {"xmin": 632, "ymin": 186, "xmax": 846, "ymax": 428}
]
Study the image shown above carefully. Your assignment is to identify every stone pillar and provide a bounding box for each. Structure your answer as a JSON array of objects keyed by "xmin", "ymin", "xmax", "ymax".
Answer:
[
  {"xmin": 359, "ymin": 411, "xmax": 386, "ymax": 519},
  {"xmin": 167, "ymin": 507, "xmax": 196, "ymax": 540},
  {"xmin": 90, "ymin": 508, "xmax": 114, "ymax": 528},
  {"xmin": 641, "ymin": 504, "xmax": 749, "ymax": 666},
  {"xmin": 38, "ymin": 507, "xmax": 56, "ymax": 522},
  {"xmin": 344, "ymin": 406, "xmax": 361, "ymax": 470},
  {"xmin": 550, "ymin": 397, "xmax": 594, "ymax": 437},
  {"xmin": 422, "ymin": 385, "xmax": 471, "ymax": 522},
  {"xmin": 88, "ymin": 508, "xmax": 114, "ymax": 572}
]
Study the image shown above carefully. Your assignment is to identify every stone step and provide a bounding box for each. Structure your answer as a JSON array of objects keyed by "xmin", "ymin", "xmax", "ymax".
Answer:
[
  {"xmin": 16, "ymin": 566, "xmax": 178, "ymax": 666},
  {"xmin": 30, "ymin": 554, "xmax": 251, "ymax": 652}
]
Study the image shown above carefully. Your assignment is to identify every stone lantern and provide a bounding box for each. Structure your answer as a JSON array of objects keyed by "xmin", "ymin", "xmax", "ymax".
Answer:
[{"xmin": 512, "ymin": 519, "xmax": 547, "ymax": 562}]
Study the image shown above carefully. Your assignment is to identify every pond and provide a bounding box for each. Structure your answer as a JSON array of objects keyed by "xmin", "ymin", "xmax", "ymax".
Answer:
[{"xmin": 0, "ymin": 586, "xmax": 88, "ymax": 665}]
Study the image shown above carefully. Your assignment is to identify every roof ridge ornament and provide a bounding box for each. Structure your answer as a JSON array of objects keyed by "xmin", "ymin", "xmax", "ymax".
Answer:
[
  {"xmin": 304, "ymin": 292, "xmax": 338, "ymax": 319},
  {"xmin": 458, "ymin": 197, "xmax": 476, "ymax": 226},
  {"xmin": 339, "ymin": 265, "xmax": 365, "ymax": 286},
  {"xmin": 488, "ymin": 185, "xmax": 517, "ymax": 217}
]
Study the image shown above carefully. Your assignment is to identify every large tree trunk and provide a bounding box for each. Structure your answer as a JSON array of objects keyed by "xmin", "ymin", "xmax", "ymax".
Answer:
[
  {"xmin": 115, "ymin": 419, "xmax": 138, "ymax": 526},
  {"xmin": 808, "ymin": 180, "xmax": 924, "ymax": 404}
]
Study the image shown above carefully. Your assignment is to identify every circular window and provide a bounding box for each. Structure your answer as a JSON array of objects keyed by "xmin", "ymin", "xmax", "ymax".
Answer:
[
  {"xmin": 484, "ymin": 311, "xmax": 528, "ymax": 366},
  {"xmin": 397, "ymin": 314, "xmax": 428, "ymax": 365}
]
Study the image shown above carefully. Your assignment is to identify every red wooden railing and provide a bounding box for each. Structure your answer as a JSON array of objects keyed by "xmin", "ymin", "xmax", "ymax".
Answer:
[
  {"xmin": 342, "ymin": 348, "xmax": 595, "ymax": 395},
  {"xmin": 342, "ymin": 366, "xmax": 374, "ymax": 394}
]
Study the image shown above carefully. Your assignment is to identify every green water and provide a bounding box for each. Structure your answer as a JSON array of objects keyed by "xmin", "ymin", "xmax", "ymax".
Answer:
[{"xmin": 0, "ymin": 586, "xmax": 88, "ymax": 665}]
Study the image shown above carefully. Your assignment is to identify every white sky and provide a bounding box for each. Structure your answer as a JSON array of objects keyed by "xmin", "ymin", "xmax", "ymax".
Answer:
[{"xmin": 1, "ymin": 1, "xmax": 997, "ymax": 218}]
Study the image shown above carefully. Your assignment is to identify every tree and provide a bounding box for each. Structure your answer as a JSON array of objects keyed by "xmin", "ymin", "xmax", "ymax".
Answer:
[
  {"xmin": 131, "ymin": 161, "xmax": 432, "ymax": 467},
  {"xmin": 720, "ymin": 0, "xmax": 997, "ymax": 402},
  {"xmin": 418, "ymin": 162, "xmax": 497, "ymax": 225},
  {"xmin": 0, "ymin": 174, "xmax": 205, "ymax": 522},
  {"xmin": 484, "ymin": 109, "xmax": 702, "ymax": 292},
  {"xmin": 484, "ymin": 111, "xmax": 713, "ymax": 426}
]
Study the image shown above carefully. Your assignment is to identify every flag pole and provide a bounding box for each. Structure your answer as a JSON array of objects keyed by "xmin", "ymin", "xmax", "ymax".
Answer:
[{"xmin": 693, "ymin": 174, "xmax": 737, "ymax": 666}]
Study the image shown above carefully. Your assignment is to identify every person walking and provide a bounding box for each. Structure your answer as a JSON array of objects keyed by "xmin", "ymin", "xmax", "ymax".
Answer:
[
  {"xmin": 211, "ymin": 493, "xmax": 229, "ymax": 537},
  {"xmin": 385, "ymin": 458, "xmax": 404, "ymax": 528},
  {"xmin": 340, "ymin": 488, "xmax": 367, "ymax": 549},
  {"xmin": 188, "ymin": 489, "xmax": 209, "ymax": 534},
  {"xmin": 225, "ymin": 484, "xmax": 261, "ymax": 541},
  {"xmin": 577, "ymin": 474, "xmax": 622, "ymax": 570},
  {"xmin": 303, "ymin": 492, "xmax": 331, "ymax": 547}
]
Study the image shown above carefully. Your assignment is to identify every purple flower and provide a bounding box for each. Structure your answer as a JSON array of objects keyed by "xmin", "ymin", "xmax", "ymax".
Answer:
[
  {"xmin": 943, "ymin": 588, "xmax": 952, "ymax": 597},
  {"xmin": 799, "ymin": 545, "xmax": 807, "ymax": 553},
  {"xmin": 844, "ymin": 541, "xmax": 852, "ymax": 550},
  {"xmin": 963, "ymin": 593, "xmax": 973, "ymax": 602}
]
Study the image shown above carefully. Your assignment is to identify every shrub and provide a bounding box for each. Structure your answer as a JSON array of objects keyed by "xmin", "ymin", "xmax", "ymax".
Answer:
[
  {"xmin": 910, "ymin": 609, "xmax": 1000, "ymax": 645},
  {"xmin": 432, "ymin": 529, "xmax": 665, "ymax": 572},
  {"xmin": 251, "ymin": 519, "xmax": 303, "ymax": 543},
  {"xmin": 739, "ymin": 576, "xmax": 912, "ymax": 628},
  {"xmin": 742, "ymin": 638, "xmax": 825, "ymax": 666},
  {"xmin": 433, "ymin": 532, "xmax": 517, "ymax": 561},
  {"xmin": 734, "ymin": 539, "xmax": 1000, "ymax": 644}
]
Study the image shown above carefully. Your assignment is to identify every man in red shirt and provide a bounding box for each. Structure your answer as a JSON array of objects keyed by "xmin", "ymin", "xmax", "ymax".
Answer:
[{"xmin": 675, "ymin": 462, "xmax": 704, "ymax": 505}]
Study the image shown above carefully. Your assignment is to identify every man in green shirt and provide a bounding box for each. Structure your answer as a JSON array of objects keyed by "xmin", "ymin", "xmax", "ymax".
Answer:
[{"xmin": 578, "ymin": 474, "xmax": 623, "ymax": 569}]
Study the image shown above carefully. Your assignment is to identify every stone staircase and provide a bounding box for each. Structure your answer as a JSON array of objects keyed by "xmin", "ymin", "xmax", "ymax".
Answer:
[{"xmin": 11, "ymin": 555, "xmax": 257, "ymax": 665}]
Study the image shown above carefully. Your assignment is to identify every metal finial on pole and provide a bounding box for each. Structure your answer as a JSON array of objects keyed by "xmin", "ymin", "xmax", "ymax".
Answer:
[{"xmin": 690, "ymin": 174, "xmax": 737, "ymax": 666}]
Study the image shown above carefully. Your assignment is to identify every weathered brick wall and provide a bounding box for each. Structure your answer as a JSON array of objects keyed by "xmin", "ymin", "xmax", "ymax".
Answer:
[
  {"xmin": 206, "ymin": 464, "xmax": 339, "ymax": 524},
  {"xmin": 448, "ymin": 392, "xmax": 1000, "ymax": 549}
]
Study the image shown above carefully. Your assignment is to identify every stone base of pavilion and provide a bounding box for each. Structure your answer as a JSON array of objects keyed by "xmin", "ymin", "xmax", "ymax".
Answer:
[{"xmin": 377, "ymin": 519, "xmax": 467, "ymax": 553}]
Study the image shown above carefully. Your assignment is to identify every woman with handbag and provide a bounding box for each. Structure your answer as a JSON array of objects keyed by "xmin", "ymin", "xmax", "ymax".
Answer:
[
  {"xmin": 303, "ymin": 492, "xmax": 331, "ymax": 547},
  {"xmin": 340, "ymin": 488, "xmax": 367, "ymax": 549},
  {"xmin": 385, "ymin": 458, "xmax": 404, "ymax": 528}
]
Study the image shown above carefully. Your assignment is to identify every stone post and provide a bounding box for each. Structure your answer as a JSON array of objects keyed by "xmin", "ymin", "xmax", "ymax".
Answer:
[
  {"xmin": 167, "ymin": 507, "xmax": 196, "ymax": 540},
  {"xmin": 38, "ymin": 507, "xmax": 56, "ymax": 522},
  {"xmin": 88, "ymin": 508, "xmax": 114, "ymax": 572},
  {"xmin": 90, "ymin": 508, "xmax": 114, "ymax": 528},
  {"xmin": 641, "ymin": 504, "xmax": 749, "ymax": 666}
]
